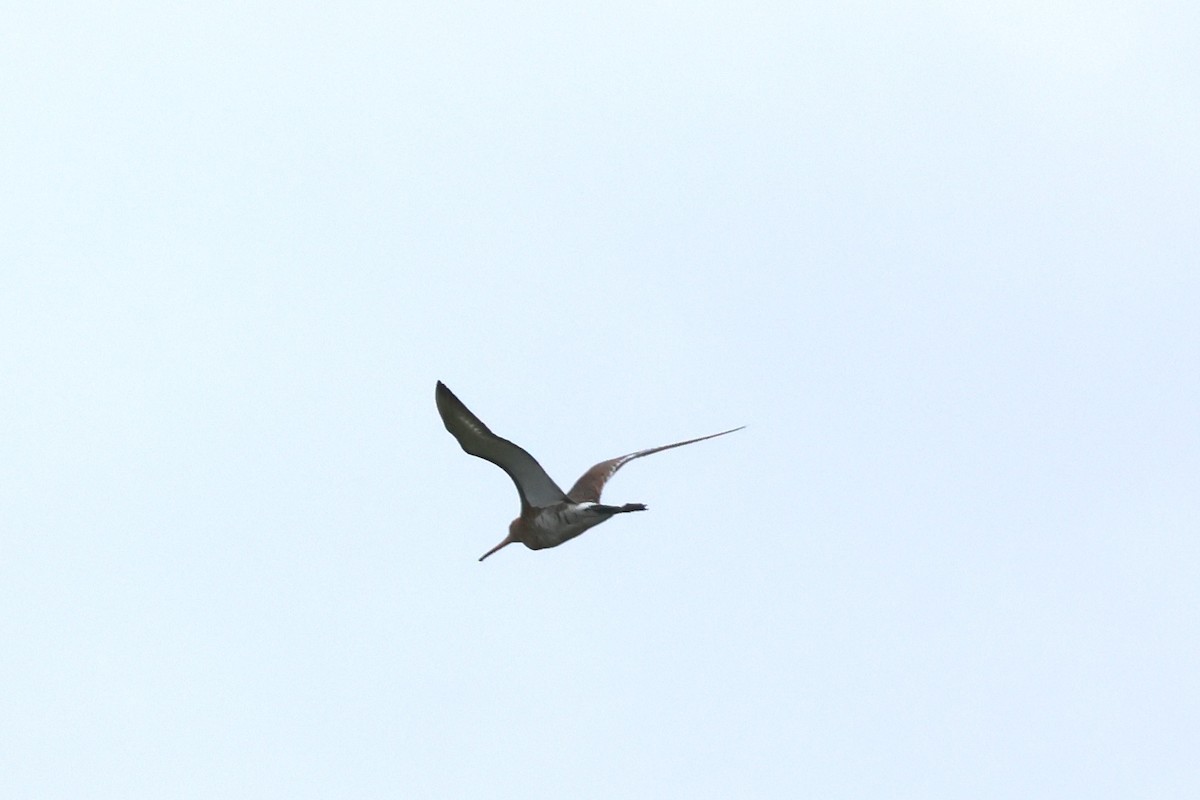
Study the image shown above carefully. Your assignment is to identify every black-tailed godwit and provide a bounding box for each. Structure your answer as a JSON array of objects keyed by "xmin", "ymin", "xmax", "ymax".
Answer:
[{"xmin": 436, "ymin": 381, "xmax": 743, "ymax": 561}]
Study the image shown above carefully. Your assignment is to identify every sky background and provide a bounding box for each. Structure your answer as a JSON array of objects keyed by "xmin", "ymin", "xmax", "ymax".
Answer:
[{"xmin": 2, "ymin": 2, "xmax": 1197, "ymax": 797}]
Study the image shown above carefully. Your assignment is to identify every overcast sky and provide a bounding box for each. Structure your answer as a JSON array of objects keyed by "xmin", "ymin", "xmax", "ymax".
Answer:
[{"xmin": 2, "ymin": 2, "xmax": 1197, "ymax": 797}]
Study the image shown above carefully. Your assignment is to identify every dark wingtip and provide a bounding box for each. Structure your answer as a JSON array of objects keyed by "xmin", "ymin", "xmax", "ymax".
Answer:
[{"xmin": 435, "ymin": 381, "xmax": 458, "ymax": 410}]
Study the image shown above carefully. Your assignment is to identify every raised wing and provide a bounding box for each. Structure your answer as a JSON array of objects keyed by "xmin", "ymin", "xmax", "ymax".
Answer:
[
  {"xmin": 567, "ymin": 426, "xmax": 745, "ymax": 502},
  {"xmin": 435, "ymin": 382, "xmax": 569, "ymax": 510}
]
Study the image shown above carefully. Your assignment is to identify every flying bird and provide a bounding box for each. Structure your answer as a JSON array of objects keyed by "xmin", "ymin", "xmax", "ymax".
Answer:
[{"xmin": 435, "ymin": 381, "xmax": 743, "ymax": 561}]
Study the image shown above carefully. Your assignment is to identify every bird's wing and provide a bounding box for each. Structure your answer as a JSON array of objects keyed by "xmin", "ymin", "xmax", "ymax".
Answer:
[
  {"xmin": 436, "ymin": 382, "xmax": 569, "ymax": 510},
  {"xmin": 567, "ymin": 426, "xmax": 745, "ymax": 502}
]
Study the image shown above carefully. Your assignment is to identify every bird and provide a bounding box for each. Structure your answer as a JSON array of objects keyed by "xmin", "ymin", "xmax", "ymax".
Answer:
[{"xmin": 435, "ymin": 381, "xmax": 743, "ymax": 561}]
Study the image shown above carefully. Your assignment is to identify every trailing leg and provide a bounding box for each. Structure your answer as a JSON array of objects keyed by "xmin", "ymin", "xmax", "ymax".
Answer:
[{"xmin": 593, "ymin": 502, "xmax": 647, "ymax": 514}]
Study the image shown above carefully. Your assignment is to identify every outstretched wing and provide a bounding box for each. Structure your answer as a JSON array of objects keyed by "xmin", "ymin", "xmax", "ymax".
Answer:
[
  {"xmin": 567, "ymin": 426, "xmax": 745, "ymax": 503},
  {"xmin": 435, "ymin": 382, "xmax": 569, "ymax": 510}
]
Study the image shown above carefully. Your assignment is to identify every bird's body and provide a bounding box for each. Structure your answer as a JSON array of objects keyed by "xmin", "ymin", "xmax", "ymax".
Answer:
[
  {"xmin": 435, "ymin": 381, "xmax": 742, "ymax": 561},
  {"xmin": 516, "ymin": 501, "xmax": 648, "ymax": 551}
]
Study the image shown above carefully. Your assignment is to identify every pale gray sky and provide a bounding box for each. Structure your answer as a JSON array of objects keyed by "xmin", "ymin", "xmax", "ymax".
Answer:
[{"xmin": 2, "ymin": 2, "xmax": 1197, "ymax": 797}]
